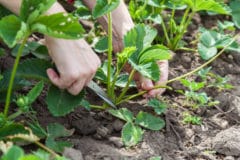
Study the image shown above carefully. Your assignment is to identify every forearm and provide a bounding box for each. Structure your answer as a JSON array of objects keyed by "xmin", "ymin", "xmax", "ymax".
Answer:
[
  {"xmin": 0, "ymin": 0, "xmax": 66, "ymax": 15},
  {"xmin": 82, "ymin": 0, "xmax": 134, "ymax": 52}
]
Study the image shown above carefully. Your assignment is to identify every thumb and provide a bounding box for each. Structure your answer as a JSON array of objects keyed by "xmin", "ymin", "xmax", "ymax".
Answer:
[
  {"xmin": 46, "ymin": 68, "xmax": 62, "ymax": 88},
  {"xmin": 140, "ymin": 77, "xmax": 154, "ymax": 91}
]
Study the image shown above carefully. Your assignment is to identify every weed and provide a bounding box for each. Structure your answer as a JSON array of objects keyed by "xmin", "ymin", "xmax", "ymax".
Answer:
[{"xmin": 182, "ymin": 112, "xmax": 202, "ymax": 125}]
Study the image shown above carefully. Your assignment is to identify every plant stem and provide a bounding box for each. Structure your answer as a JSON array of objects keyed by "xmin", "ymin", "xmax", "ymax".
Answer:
[
  {"xmin": 116, "ymin": 69, "xmax": 136, "ymax": 103},
  {"xmin": 107, "ymin": 11, "xmax": 113, "ymax": 97},
  {"xmin": 117, "ymin": 85, "xmax": 171, "ymax": 105},
  {"xmin": 90, "ymin": 104, "xmax": 107, "ymax": 110},
  {"xmin": 118, "ymin": 34, "xmax": 239, "ymax": 104},
  {"xmin": 161, "ymin": 19, "xmax": 171, "ymax": 48},
  {"xmin": 172, "ymin": 9, "xmax": 194, "ymax": 50},
  {"xmin": 34, "ymin": 141, "xmax": 58, "ymax": 157},
  {"xmin": 8, "ymin": 110, "xmax": 23, "ymax": 120},
  {"xmin": 4, "ymin": 36, "xmax": 29, "ymax": 117}
]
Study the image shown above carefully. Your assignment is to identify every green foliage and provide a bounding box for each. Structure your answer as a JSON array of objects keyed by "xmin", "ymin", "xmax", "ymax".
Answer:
[
  {"xmin": 108, "ymin": 108, "xmax": 134, "ymax": 122},
  {"xmin": 124, "ymin": 24, "xmax": 171, "ymax": 81},
  {"xmin": 46, "ymin": 86, "xmax": 84, "ymax": 116},
  {"xmin": 31, "ymin": 13, "xmax": 85, "ymax": 39},
  {"xmin": 198, "ymin": 27, "xmax": 240, "ymax": 60},
  {"xmin": 230, "ymin": 0, "xmax": 240, "ymax": 29},
  {"xmin": 180, "ymin": 79, "xmax": 205, "ymax": 91},
  {"xmin": 182, "ymin": 0, "xmax": 230, "ymax": 13},
  {"xmin": 135, "ymin": 111, "xmax": 165, "ymax": 130},
  {"xmin": 46, "ymin": 123, "xmax": 73, "ymax": 153},
  {"xmin": 0, "ymin": 15, "xmax": 27, "ymax": 48},
  {"xmin": 182, "ymin": 112, "xmax": 202, "ymax": 125},
  {"xmin": 0, "ymin": 145, "xmax": 24, "ymax": 160},
  {"xmin": 109, "ymin": 108, "xmax": 165, "ymax": 146},
  {"xmin": 15, "ymin": 81, "xmax": 44, "ymax": 112},
  {"xmin": 94, "ymin": 36, "xmax": 108, "ymax": 53},
  {"xmin": 122, "ymin": 122, "xmax": 143, "ymax": 146},
  {"xmin": 0, "ymin": 123, "xmax": 29, "ymax": 140},
  {"xmin": 11, "ymin": 42, "xmax": 49, "ymax": 59},
  {"xmin": 149, "ymin": 157, "xmax": 162, "ymax": 160},
  {"xmin": 20, "ymin": 0, "xmax": 56, "ymax": 23},
  {"xmin": 0, "ymin": 146, "xmax": 69, "ymax": 160},
  {"xmin": 147, "ymin": 99, "xmax": 167, "ymax": 115},
  {"xmin": 93, "ymin": 0, "xmax": 120, "ymax": 18}
]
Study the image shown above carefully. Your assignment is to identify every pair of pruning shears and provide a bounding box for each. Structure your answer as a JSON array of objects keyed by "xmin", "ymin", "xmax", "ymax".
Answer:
[{"xmin": 87, "ymin": 80, "xmax": 117, "ymax": 109}]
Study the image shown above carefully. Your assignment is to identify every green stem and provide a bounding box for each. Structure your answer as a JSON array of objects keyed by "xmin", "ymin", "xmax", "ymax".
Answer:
[
  {"xmin": 117, "ymin": 85, "xmax": 171, "ymax": 105},
  {"xmin": 116, "ymin": 69, "xmax": 136, "ymax": 103},
  {"xmin": 107, "ymin": 11, "xmax": 113, "ymax": 97},
  {"xmin": 4, "ymin": 36, "xmax": 29, "ymax": 117},
  {"xmin": 34, "ymin": 141, "xmax": 59, "ymax": 158},
  {"xmin": 161, "ymin": 19, "xmax": 171, "ymax": 47},
  {"xmin": 8, "ymin": 110, "xmax": 23, "ymax": 120},
  {"xmin": 110, "ymin": 69, "xmax": 120, "ymax": 100},
  {"xmin": 118, "ymin": 34, "xmax": 239, "ymax": 104},
  {"xmin": 90, "ymin": 104, "xmax": 107, "ymax": 110},
  {"xmin": 172, "ymin": 9, "xmax": 194, "ymax": 50}
]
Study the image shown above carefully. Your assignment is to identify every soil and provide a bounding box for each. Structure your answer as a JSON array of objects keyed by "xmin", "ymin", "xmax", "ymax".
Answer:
[{"xmin": 1, "ymin": 12, "xmax": 240, "ymax": 160}]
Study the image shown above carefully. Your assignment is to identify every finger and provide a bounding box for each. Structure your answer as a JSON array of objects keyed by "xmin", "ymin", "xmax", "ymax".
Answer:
[
  {"xmin": 140, "ymin": 76, "xmax": 154, "ymax": 91},
  {"xmin": 67, "ymin": 79, "xmax": 86, "ymax": 95},
  {"xmin": 47, "ymin": 68, "xmax": 65, "ymax": 89}
]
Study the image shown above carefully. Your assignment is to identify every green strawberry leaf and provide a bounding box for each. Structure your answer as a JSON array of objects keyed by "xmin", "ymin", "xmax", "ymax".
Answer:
[
  {"xmin": 0, "ymin": 15, "xmax": 27, "ymax": 48},
  {"xmin": 27, "ymin": 81, "xmax": 44, "ymax": 104},
  {"xmin": 32, "ymin": 13, "xmax": 85, "ymax": 39},
  {"xmin": 46, "ymin": 86, "xmax": 84, "ymax": 116},
  {"xmin": 148, "ymin": 99, "xmax": 167, "ymax": 115},
  {"xmin": 93, "ymin": 0, "xmax": 120, "ymax": 18},
  {"xmin": 20, "ymin": 0, "xmax": 56, "ymax": 23},
  {"xmin": 108, "ymin": 108, "xmax": 134, "ymax": 122},
  {"xmin": 230, "ymin": 0, "xmax": 240, "ymax": 29},
  {"xmin": 122, "ymin": 122, "xmax": 143, "ymax": 146},
  {"xmin": 135, "ymin": 111, "xmax": 165, "ymax": 130}
]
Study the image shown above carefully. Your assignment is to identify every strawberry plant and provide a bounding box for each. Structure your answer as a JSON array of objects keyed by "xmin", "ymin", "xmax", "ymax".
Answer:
[
  {"xmin": 0, "ymin": 0, "xmax": 86, "ymax": 158},
  {"xmin": 128, "ymin": 0, "xmax": 230, "ymax": 50}
]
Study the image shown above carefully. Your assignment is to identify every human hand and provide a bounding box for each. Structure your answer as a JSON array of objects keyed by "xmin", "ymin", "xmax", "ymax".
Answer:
[
  {"xmin": 135, "ymin": 60, "xmax": 169, "ymax": 98},
  {"xmin": 45, "ymin": 37, "xmax": 101, "ymax": 95}
]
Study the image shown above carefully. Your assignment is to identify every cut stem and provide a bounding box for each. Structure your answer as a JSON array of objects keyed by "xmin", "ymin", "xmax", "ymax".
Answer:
[{"xmin": 4, "ymin": 36, "xmax": 29, "ymax": 117}]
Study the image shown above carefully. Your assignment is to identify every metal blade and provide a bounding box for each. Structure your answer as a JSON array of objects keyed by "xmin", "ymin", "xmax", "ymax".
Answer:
[{"xmin": 87, "ymin": 81, "xmax": 117, "ymax": 108}]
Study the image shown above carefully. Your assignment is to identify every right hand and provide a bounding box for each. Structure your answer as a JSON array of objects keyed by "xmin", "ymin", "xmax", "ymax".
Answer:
[{"xmin": 45, "ymin": 37, "xmax": 101, "ymax": 95}]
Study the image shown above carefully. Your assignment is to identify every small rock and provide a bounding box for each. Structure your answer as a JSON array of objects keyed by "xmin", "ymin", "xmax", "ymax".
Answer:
[
  {"xmin": 71, "ymin": 116, "xmax": 98, "ymax": 135},
  {"xmin": 224, "ymin": 156, "xmax": 235, "ymax": 160},
  {"xmin": 108, "ymin": 136, "xmax": 124, "ymax": 148},
  {"xmin": 63, "ymin": 148, "xmax": 84, "ymax": 160},
  {"xmin": 96, "ymin": 126, "xmax": 110, "ymax": 138},
  {"xmin": 112, "ymin": 119, "xmax": 124, "ymax": 132},
  {"xmin": 185, "ymin": 128, "xmax": 194, "ymax": 138},
  {"xmin": 210, "ymin": 114, "xmax": 229, "ymax": 129},
  {"xmin": 212, "ymin": 126, "xmax": 240, "ymax": 156}
]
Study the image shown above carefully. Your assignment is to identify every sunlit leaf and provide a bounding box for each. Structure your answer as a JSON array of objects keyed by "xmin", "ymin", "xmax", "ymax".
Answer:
[
  {"xmin": 108, "ymin": 108, "xmax": 134, "ymax": 122},
  {"xmin": 20, "ymin": 0, "xmax": 56, "ymax": 23},
  {"xmin": 32, "ymin": 13, "xmax": 85, "ymax": 39},
  {"xmin": 93, "ymin": 0, "xmax": 120, "ymax": 18},
  {"xmin": 122, "ymin": 122, "xmax": 143, "ymax": 146},
  {"xmin": 0, "ymin": 15, "xmax": 27, "ymax": 48},
  {"xmin": 135, "ymin": 111, "xmax": 165, "ymax": 130}
]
